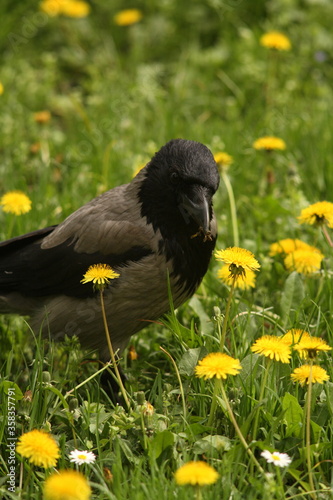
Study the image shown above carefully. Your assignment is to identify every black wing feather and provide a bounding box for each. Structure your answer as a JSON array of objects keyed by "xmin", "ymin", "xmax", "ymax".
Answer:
[
  {"xmin": 0, "ymin": 229, "xmax": 152, "ymax": 299},
  {"xmin": 0, "ymin": 226, "xmax": 57, "ymax": 249}
]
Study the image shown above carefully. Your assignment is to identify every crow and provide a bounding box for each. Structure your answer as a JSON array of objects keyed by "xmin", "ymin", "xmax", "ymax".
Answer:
[{"xmin": 0, "ymin": 139, "xmax": 219, "ymax": 361}]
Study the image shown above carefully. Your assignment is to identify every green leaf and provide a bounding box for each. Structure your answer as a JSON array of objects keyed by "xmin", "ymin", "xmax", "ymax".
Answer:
[
  {"xmin": 149, "ymin": 430, "xmax": 175, "ymax": 460},
  {"xmin": 179, "ymin": 347, "xmax": 207, "ymax": 376},
  {"xmin": 323, "ymin": 381, "xmax": 333, "ymax": 417},
  {"xmin": 280, "ymin": 272, "xmax": 305, "ymax": 326},
  {"xmin": 238, "ymin": 353, "xmax": 261, "ymax": 390},
  {"xmin": 1, "ymin": 381, "xmax": 23, "ymax": 401},
  {"xmin": 193, "ymin": 434, "xmax": 231, "ymax": 455},
  {"xmin": 188, "ymin": 296, "xmax": 214, "ymax": 334},
  {"xmin": 282, "ymin": 392, "xmax": 303, "ymax": 437},
  {"xmin": 116, "ymin": 437, "xmax": 136, "ymax": 463},
  {"xmin": 310, "ymin": 420, "xmax": 322, "ymax": 443}
]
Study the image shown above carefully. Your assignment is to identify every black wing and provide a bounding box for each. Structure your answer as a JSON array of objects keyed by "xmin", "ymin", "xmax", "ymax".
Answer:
[{"xmin": 0, "ymin": 225, "xmax": 153, "ymax": 299}]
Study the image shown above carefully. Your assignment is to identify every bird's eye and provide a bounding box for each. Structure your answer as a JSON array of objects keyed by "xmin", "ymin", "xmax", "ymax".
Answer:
[{"xmin": 170, "ymin": 172, "xmax": 179, "ymax": 184}]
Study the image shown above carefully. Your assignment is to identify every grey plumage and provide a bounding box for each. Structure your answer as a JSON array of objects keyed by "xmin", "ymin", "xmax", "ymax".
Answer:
[{"xmin": 0, "ymin": 139, "xmax": 219, "ymax": 360}]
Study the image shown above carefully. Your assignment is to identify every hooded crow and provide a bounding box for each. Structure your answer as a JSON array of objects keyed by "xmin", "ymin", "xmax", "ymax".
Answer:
[{"xmin": 0, "ymin": 139, "xmax": 219, "ymax": 360}]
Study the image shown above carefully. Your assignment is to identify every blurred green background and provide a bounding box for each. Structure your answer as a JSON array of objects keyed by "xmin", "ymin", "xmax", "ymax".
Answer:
[
  {"xmin": 1, "ymin": 2, "xmax": 333, "ymax": 499},
  {"xmin": 1, "ymin": 0, "xmax": 333, "ymax": 246}
]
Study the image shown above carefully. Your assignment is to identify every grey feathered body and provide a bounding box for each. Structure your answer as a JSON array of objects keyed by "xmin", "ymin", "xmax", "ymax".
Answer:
[{"xmin": 0, "ymin": 140, "xmax": 219, "ymax": 360}]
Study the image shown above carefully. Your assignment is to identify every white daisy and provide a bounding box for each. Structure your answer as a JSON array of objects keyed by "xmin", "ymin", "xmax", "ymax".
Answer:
[
  {"xmin": 69, "ymin": 449, "xmax": 96, "ymax": 465},
  {"xmin": 261, "ymin": 450, "xmax": 292, "ymax": 468}
]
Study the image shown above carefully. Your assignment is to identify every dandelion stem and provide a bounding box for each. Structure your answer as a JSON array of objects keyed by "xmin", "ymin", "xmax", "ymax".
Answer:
[
  {"xmin": 99, "ymin": 289, "xmax": 130, "ymax": 410},
  {"xmin": 219, "ymin": 381, "xmax": 265, "ymax": 474},
  {"xmin": 265, "ymin": 49, "xmax": 278, "ymax": 117},
  {"xmin": 195, "ymin": 485, "xmax": 202, "ymax": 500},
  {"xmin": 140, "ymin": 412, "xmax": 149, "ymax": 451},
  {"xmin": 305, "ymin": 360, "xmax": 316, "ymax": 499},
  {"xmin": 7, "ymin": 214, "xmax": 15, "ymax": 240},
  {"xmin": 220, "ymin": 276, "xmax": 236, "ymax": 350},
  {"xmin": 207, "ymin": 377, "xmax": 221, "ymax": 427},
  {"xmin": 19, "ymin": 460, "xmax": 24, "ymax": 497},
  {"xmin": 160, "ymin": 346, "xmax": 187, "ymax": 423},
  {"xmin": 252, "ymin": 358, "xmax": 272, "ymax": 441},
  {"xmin": 65, "ymin": 362, "xmax": 111, "ymax": 397},
  {"xmin": 221, "ymin": 171, "xmax": 239, "ymax": 247},
  {"xmin": 321, "ymin": 225, "xmax": 333, "ymax": 248}
]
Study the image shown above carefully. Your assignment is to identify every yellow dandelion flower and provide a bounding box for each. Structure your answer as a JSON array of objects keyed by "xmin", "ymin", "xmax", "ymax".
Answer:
[
  {"xmin": 0, "ymin": 82, "xmax": 4, "ymax": 95},
  {"xmin": 33, "ymin": 110, "xmax": 51, "ymax": 124},
  {"xmin": 113, "ymin": 9, "xmax": 143, "ymax": 26},
  {"xmin": 260, "ymin": 31, "xmax": 291, "ymax": 51},
  {"xmin": 44, "ymin": 470, "xmax": 91, "ymax": 500},
  {"xmin": 215, "ymin": 247, "xmax": 260, "ymax": 280},
  {"xmin": 81, "ymin": 264, "xmax": 120, "ymax": 287},
  {"xmin": 291, "ymin": 365, "xmax": 329, "ymax": 386},
  {"xmin": 284, "ymin": 249, "xmax": 324, "ymax": 275},
  {"xmin": 251, "ymin": 335, "xmax": 291, "ymax": 363},
  {"xmin": 269, "ymin": 238, "xmax": 321, "ymax": 256},
  {"xmin": 293, "ymin": 336, "xmax": 331, "ymax": 359},
  {"xmin": 217, "ymin": 264, "xmax": 256, "ymax": 290},
  {"xmin": 61, "ymin": 0, "xmax": 91, "ymax": 18},
  {"xmin": 281, "ymin": 329, "xmax": 311, "ymax": 346},
  {"xmin": 214, "ymin": 152, "xmax": 233, "ymax": 171},
  {"xmin": 16, "ymin": 429, "xmax": 60, "ymax": 468},
  {"xmin": 253, "ymin": 136, "xmax": 286, "ymax": 151},
  {"xmin": 195, "ymin": 352, "xmax": 242, "ymax": 380},
  {"xmin": 175, "ymin": 461, "xmax": 219, "ymax": 486},
  {"xmin": 0, "ymin": 190, "xmax": 32, "ymax": 215},
  {"xmin": 298, "ymin": 201, "xmax": 333, "ymax": 228},
  {"xmin": 40, "ymin": 0, "xmax": 90, "ymax": 17},
  {"xmin": 40, "ymin": 0, "xmax": 63, "ymax": 16}
]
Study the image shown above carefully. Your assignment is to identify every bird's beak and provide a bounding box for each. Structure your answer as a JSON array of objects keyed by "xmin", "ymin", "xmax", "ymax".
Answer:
[{"xmin": 179, "ymin": 186, "xmax": 210, "ymax": 234}]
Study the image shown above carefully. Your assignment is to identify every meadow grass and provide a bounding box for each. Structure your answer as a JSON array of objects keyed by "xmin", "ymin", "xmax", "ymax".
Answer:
[{"xmin": 1, "ymin": 1, "xmax": 333, "ymax": 499}]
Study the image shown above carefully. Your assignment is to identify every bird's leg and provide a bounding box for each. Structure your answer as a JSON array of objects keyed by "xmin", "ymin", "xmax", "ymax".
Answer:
[{"xmin": 191, "ymin": 227, "xmax": 213, "ymax": 242}]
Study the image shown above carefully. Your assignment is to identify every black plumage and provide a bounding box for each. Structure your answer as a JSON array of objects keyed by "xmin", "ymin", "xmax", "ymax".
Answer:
[{"xmin": 0, "ymin": 139, "xmax": 219, "ymax": 359}]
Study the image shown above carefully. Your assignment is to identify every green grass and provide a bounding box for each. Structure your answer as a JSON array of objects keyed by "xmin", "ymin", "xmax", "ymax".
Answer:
[{"xmin": 1, "ymin": 1, "xmax": 333, "ymax": 499}]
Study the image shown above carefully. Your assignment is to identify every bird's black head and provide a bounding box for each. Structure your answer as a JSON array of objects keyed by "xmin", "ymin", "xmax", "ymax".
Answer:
[{"xmin": 138, "ymin": 139, "xmax": 220, "ymax": 241}]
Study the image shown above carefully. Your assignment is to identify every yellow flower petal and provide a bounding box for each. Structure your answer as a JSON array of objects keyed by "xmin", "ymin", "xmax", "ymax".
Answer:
[
  {"xmin": 61, "ymin": 0, "xmax": 90, "ymax": 18},
  {"xmin": 291, "ymin": 365, "xmax": 329, "ymax": 386},
  {"xmin": 195, "ymin": 352, "xmax": 242, "ymax": 380},
  {"xmin": 269, "ymin": 238, "xmax": 321, "ymax": 256},
  {"xmin": 40, "ymin": 0, "xmax": 90, "ymax": 18},
  {"xmin": 298, "ymin": 201, "xmax": 333, "ymax": 228},
  {"xmin": 251, "ymin": 335, "xmax": 291, "ymax": 363},
  {"xmin": 253, "ymin": 136, "xmax": 286, "ymax": 151},
  {"xmin": 40, "ymin": 0, "xmax": 63, "ymax": 16},
  {"xmin": 217, "ymin": 264, "xmax": 256, "ymax": 290},
  {"xmin": 44, "ymin": 470, "xmax": 91, "ymax": 500},
  {"xmin": 260, "ymin": 31, "xmax": 291, "ymax": 51},
  {"xmin": 284, "ymin": 250, "xmax": 324, "ymax": 275},
  {"xmin": 281, "ymin": 329, "xmax": 311, "ymax": 346},
  {"xmin": 214, "ymin": 152, "xmax": 233, "ymax": 171},
  {"xmin": 175, "ymin": 461, "xmax": 219, "ymax": 486},
  {"xmin": 113, "ymin": 9, "xmax": 143, "ymax": 26},
  {"xmin": 16, "ymin": 429, "xmax": 60, "ymax": 468},
  {"xmin": 81, "ymin": 264, "xmax": 120, "ymax": 286},
  {"xmin": 293, "ymin": 336, "xmax": 331, "ymax": 359},
  {"xmin": 0, "ymin": 191, "xmax": 32, "ymax": 215},
  {"xmin": 215, "ymin": 247, "xmax": 260, "ymax": 278}
]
